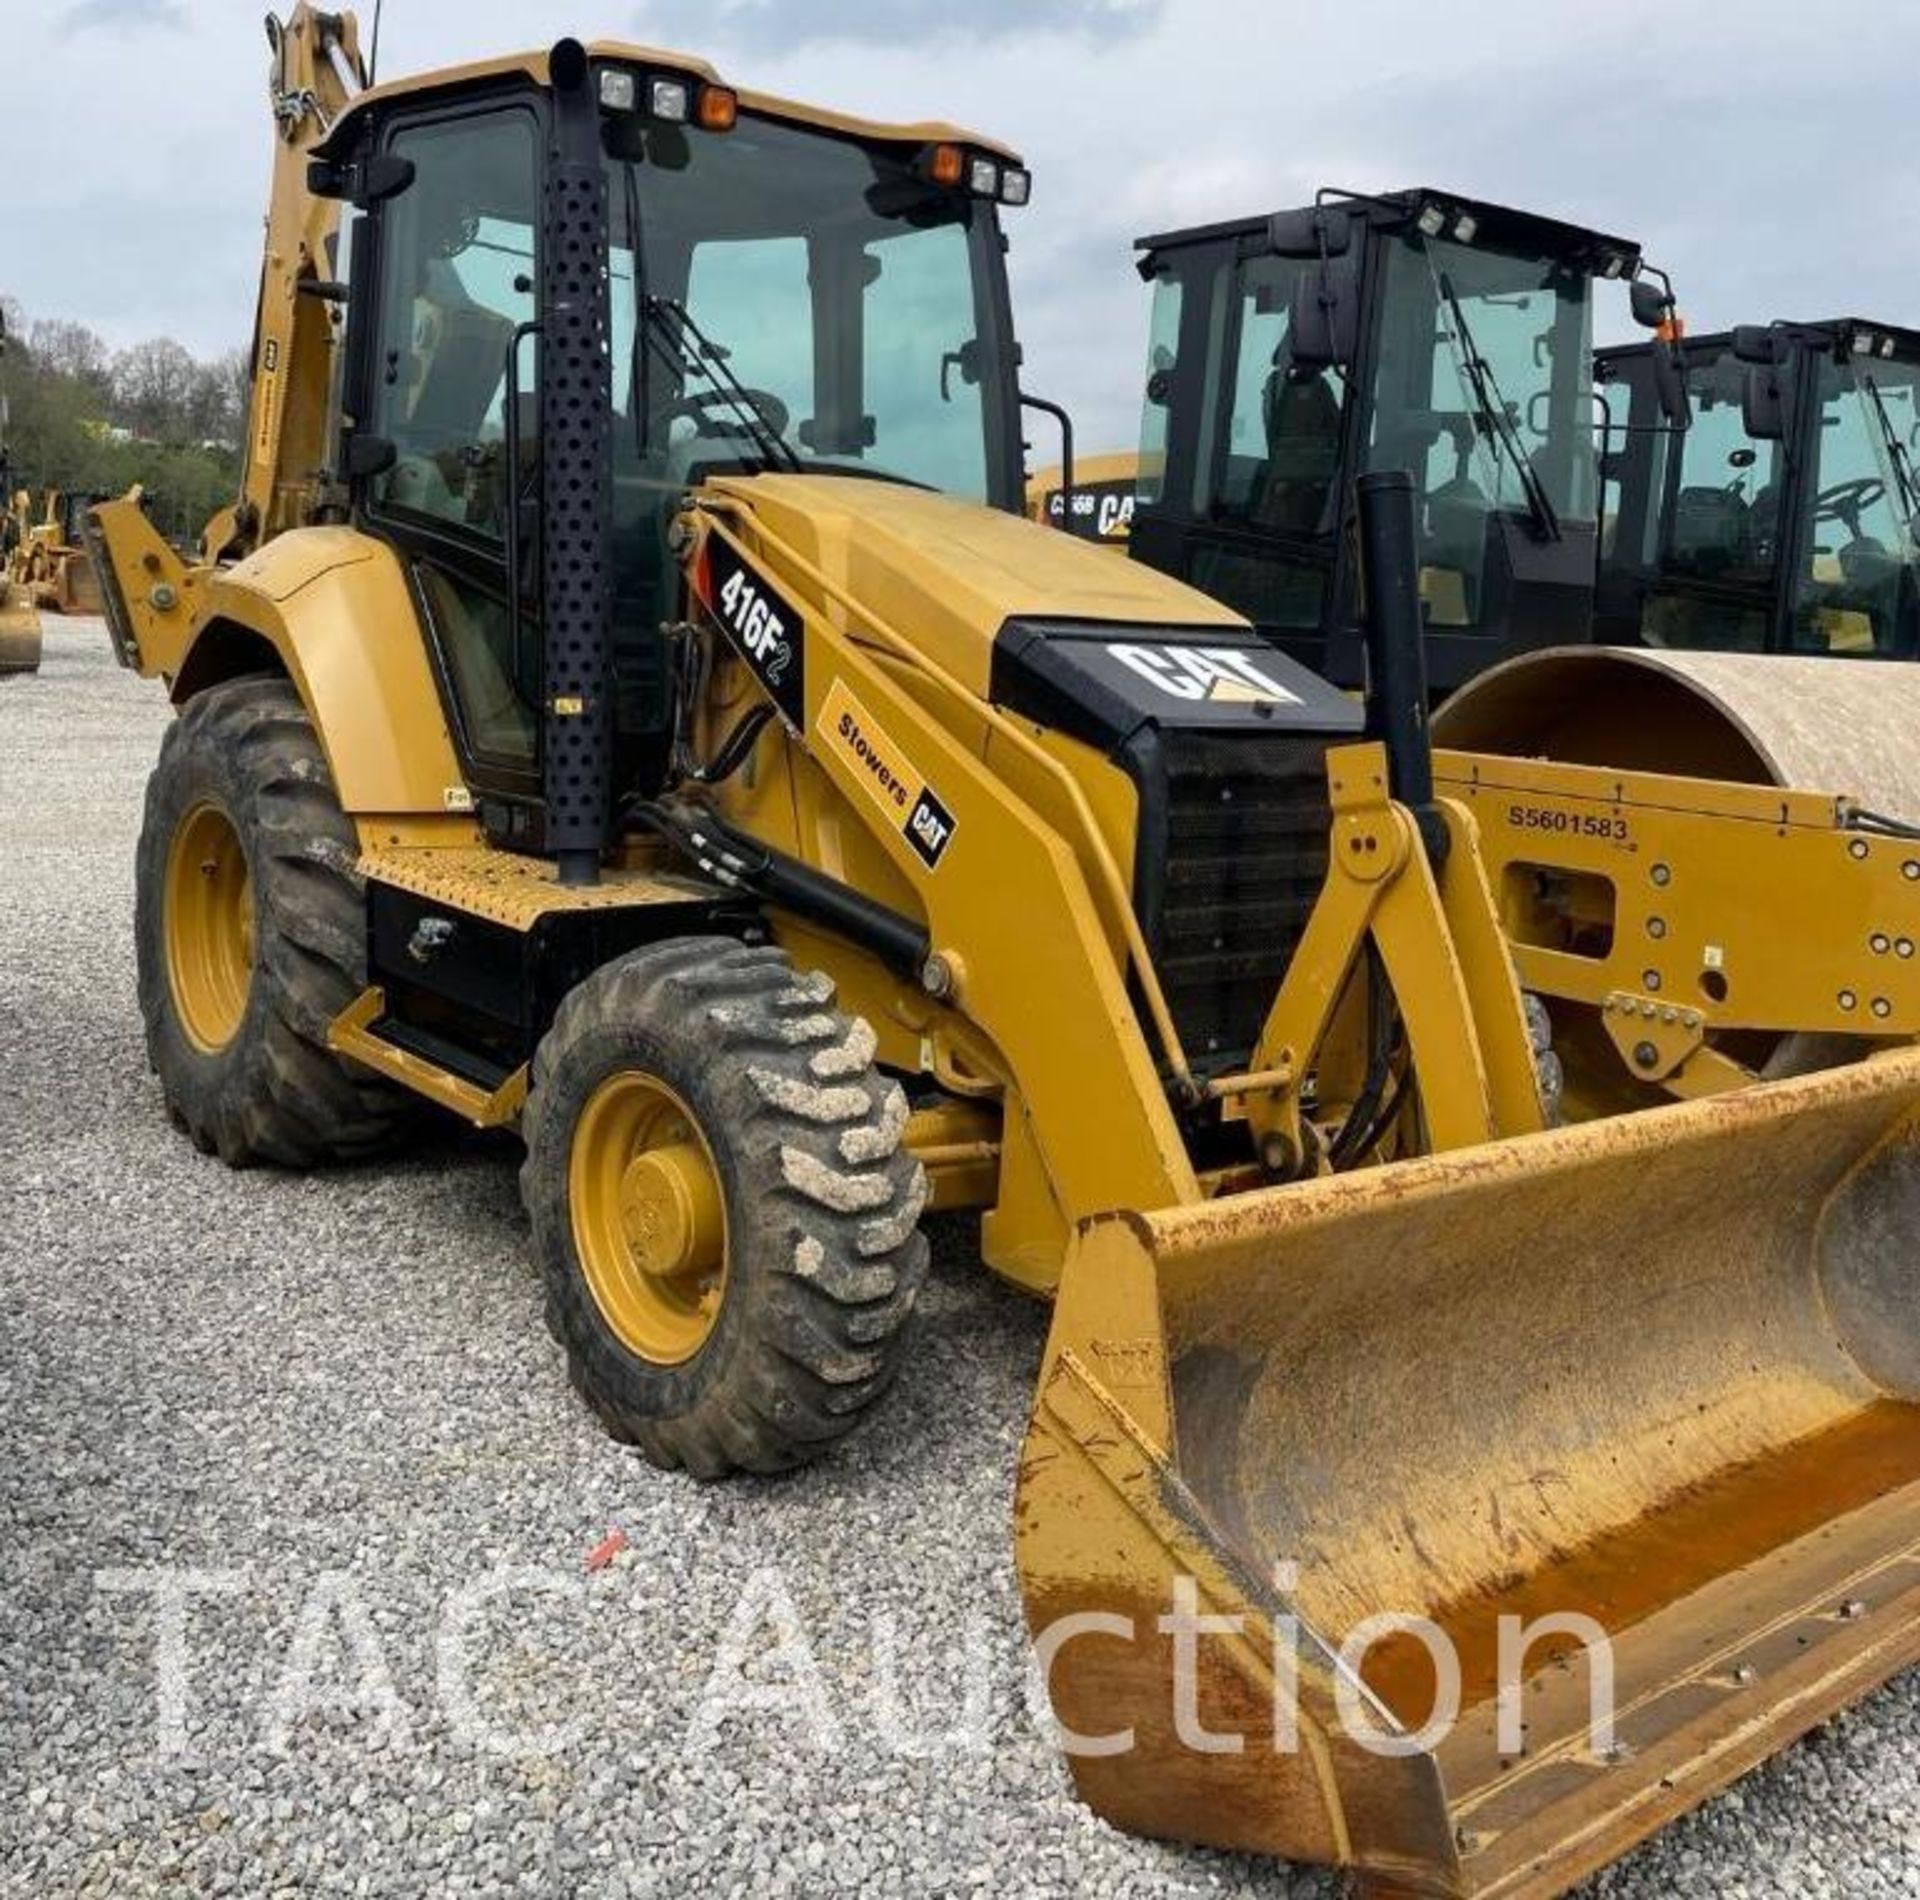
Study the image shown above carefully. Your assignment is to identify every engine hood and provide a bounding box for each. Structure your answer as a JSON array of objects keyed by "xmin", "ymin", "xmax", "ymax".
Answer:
[{"xmin": 705, "ymin": 474, "xmax": 1247, "ymax": 697}]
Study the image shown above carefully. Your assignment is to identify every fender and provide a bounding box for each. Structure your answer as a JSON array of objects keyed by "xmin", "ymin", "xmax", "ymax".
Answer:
[{"xmin": 93, "ymin": 497, "xmax": 463, "ymax": 819}]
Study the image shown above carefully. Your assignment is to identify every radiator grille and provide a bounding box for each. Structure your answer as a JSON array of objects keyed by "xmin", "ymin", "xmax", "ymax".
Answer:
[{"xmin": 1137, "ymin": 733, "xmax": 1332, "ymax": 1075}]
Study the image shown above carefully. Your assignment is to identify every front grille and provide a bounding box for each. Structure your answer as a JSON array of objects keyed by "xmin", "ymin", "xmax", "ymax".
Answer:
[{"xmin": 1136, "ymin": 732, "xmax": 1333, "ymax": 1075}]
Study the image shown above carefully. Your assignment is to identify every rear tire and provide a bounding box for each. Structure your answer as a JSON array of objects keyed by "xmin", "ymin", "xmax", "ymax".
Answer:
[
  {"xmin": 522, "ymin": 938, "xmax": 929, "ymax": 1477},
  {"xmin": 135, "ymin": 676, "xmax": 409, "ymax": 1167}
]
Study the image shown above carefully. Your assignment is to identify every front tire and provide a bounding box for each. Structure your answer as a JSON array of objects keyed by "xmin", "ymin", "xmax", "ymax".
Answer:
[
  {"xmin": 522, "ymin": 938, "xmax": 929, "ymax": 1477},
  {"xmin": 135, "ymin": 676, "xmax": 409, "ymax": 1167}
]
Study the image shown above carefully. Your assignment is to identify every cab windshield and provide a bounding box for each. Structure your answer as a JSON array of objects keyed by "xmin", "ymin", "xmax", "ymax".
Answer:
[
  {"xmin": 1799, "ymin": 351, "xmax": 1920, "ymax": 653},
  {"xmin": 1366, "ymin": 232, "xmax": 1596, "ymax": 626},
  {"xmin": 608, "ymin": 111, "xmax": 1016, "ymax": 502}
]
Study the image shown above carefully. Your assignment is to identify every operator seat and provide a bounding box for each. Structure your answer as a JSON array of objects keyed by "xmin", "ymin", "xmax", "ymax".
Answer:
[
  {"xmin": 1251, "ymin": 353, "xmax": 1342, "ymax": 535},
  {"xmin": 1667, "ymin": 486, "xmax": 1750, "ymax": 578}
]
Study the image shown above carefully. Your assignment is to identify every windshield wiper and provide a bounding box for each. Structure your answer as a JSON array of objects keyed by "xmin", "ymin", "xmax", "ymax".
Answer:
[
  {"xmin": 1862, "ymin": 372, "xmax": 1920, "ymax": 525},
  {"xmin": 1436, "ymin": 271, "xmax": 1561, "ymax": 542},
  {"xmin": 641, "ymin": 295, "xmax": 803, "ymax": 475}
]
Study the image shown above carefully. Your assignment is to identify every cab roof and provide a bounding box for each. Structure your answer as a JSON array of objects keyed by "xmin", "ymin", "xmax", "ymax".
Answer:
[
  {"xmin": 1138, "ymin": 187, "xmax": 1640, "ymax": 275},
  {"xmin": 1597, "ymin": 314, "xmax": 1920, "ymax": 366},
  {"xmin": 317, "ymin": 39, "xmax": 1019, "ymax": 164},
  {"xmin": 1598, "ymin": 318, "xmax": 1920, "ymax": 367}
]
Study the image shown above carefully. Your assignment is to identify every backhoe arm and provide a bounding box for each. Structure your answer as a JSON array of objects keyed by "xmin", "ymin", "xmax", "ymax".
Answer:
[{"xmin": 206, "ymin": 5, "xmax": 367, "ymax": 563}]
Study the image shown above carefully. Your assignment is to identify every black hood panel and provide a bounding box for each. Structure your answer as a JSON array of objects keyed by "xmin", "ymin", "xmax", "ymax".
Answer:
[{"xmin": 991, "ymin": 618, "xmax": 1362, "ymax": 753}]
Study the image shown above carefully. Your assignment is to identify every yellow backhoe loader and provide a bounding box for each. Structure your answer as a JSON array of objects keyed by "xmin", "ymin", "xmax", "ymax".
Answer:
[{"xmin": 90, "ymin": 10, "xmax": 1920, "ymax": 1895}]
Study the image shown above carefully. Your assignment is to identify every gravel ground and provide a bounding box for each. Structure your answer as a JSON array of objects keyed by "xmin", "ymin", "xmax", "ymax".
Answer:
[{"xmin": 2, "ymin": 619, "xmax": 1916, "ymax": 1898}]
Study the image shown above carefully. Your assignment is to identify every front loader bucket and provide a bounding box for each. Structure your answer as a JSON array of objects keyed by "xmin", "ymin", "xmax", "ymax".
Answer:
[
  {"xmin": 0, "ymin": 583, "xmax": 42, "ymax": 674},
  {"xmin": 1018, "ymin": 1050, "xmax": 1920, "ymax": 1897}
]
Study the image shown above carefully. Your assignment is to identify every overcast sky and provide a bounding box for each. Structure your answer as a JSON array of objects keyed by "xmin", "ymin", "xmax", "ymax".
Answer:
[{"xmin": 3, "ymin": 0, "xmax": 1917, "ymax": 448}]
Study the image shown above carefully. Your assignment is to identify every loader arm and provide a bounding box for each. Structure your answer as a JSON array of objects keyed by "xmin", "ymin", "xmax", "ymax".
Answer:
[{"xmin": 679, "ymin": 496, "xmax": 1202, "ymax": 1236}]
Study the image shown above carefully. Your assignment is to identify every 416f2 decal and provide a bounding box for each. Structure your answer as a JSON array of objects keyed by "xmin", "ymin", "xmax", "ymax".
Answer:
[{"xmin": 698, "ymin": 536, "xmax": 806, "ymax": 730}]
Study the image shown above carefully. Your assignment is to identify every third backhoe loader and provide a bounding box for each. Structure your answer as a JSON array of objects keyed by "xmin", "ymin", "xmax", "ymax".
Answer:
[{"xmin": 89, "ymin": 9, "xmax": 1920, "ymax": 1894}]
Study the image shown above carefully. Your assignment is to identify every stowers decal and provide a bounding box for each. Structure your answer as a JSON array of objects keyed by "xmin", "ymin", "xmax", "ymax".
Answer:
[
  {"xmin": 819, "ymin": 679, "xmax": 958, "ymax": 871},
  {"xmin": 696, "ymin": 536, "xmax": 806, "ymax": 730}
]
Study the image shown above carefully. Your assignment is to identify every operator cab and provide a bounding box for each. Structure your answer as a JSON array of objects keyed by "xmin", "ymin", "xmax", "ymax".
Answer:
[
  {"xmin": 310, "ymin": 45, "xmax": 1030, "ymax": 849},
  {"xmin": 1597, "ymin": 319, "xmax": 1920, "ymax": 659},
  {"xmin": 1129, "ymin": 190, "xmax": 1668, "ymax": 692}
]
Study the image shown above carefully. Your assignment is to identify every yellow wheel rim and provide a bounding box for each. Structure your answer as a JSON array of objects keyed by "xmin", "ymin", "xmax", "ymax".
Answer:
[
  {"xmin": 569, "ymin": 1072, "xmax": 729, "ymax": 1365},
  {"xmin": 164, "ymin": 802, "xmax": 255, "ymax": 1054}
]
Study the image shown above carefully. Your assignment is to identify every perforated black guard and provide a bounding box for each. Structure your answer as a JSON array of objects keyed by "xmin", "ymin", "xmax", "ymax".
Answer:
[{"xmin": 539, "ymin": 70, "xmax": 615, "ymax": 877}]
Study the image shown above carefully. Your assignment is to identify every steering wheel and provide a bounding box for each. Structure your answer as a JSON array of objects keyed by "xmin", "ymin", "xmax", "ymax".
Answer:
[
  {"xmin": 663, "ymin": 387, "xmax": 791, "ymax": 442},
  {"xmin": 1815, "ymin": 475, "xmax": 1885, "ymax": 527}
]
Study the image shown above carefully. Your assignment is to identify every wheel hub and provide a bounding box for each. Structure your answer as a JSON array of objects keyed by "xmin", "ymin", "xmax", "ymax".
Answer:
[
  {"xmin": 618, "ymin": 1142, "xmax": 725, "ymax": 1281},
  {"xmin": 163, "ymin": 801, "xmax": 255, "ymax": 1054},
  {"xmin": 569, "ymin": 1073, "xmax": 729, "ymax": 1364}
]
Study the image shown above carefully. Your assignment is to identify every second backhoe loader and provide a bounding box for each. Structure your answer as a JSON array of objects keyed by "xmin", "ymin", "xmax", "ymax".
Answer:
[{"xmin": 91, "ymin": 10, "xmax": 1920, "ymax": 1895}]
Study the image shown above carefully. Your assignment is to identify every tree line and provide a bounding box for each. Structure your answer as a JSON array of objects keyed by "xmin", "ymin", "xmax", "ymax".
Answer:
[{"xmin": 0, "ymin": 297, "xmax": 249, "ymax": 550}]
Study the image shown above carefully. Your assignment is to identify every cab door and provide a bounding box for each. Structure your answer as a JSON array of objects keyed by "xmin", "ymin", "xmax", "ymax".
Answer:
[{"xmin": 350, "ymin": 92, "xmax": 547, "ymax": 811}]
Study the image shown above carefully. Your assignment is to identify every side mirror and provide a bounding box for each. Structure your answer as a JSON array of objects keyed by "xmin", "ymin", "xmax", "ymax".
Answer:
[
  {"xmin": 1731, "ymin": 324, "xmax": 1778, "ymax": 367},
  {"xmin": 939, "ymin": 338, "xmax": 985, "ymax": 403},
  {"xmin": 1652, "ymin": 345, "xmax": 1692, "ymax": 430},
  {"xmin": 1628, "ymin": 277, "xmax": 1671, "ymax": 329},
  {"xmin": 1288, "ymin": 251, "xmax": 1359, "ymax": 372},
  {"xmin": 1742, "ymin": 364, "xmax": 1787, "ymax": 442},
  {"xmin": 308, "ymin": 151, "xmax": 417, "ymax": 206},
  {"xmin": 343, "ymin": 431, "xmax": 398, "ymax": 479},
  {"xmin": 1267, "ymin": 205, "xmax": 1352, "ymax": 259}
]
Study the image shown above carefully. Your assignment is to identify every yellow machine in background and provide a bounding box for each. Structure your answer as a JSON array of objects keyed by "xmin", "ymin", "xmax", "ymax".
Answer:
[
  {"xmin": 90, "ymin": 10, "xmax": 1920, "ymax": 1895},
  {"xmin": 0, "ymin": 307, "xmax": 44, "ymax": 672},
  {"xmin": 1, "ymin": 489, "xmax": 43, "ymax": 673},
  {"xmin": 1027, "ymin": 450, "xmax": 1140, "ymax": 545},
  {"xmin": 12, "ymin": 490, "xmax": 104, "ymax": 616}
]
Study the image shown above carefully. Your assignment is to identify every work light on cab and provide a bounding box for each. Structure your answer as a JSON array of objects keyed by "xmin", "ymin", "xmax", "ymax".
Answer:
[
  {"xmin": 597, "ymin": 64, "xmax": 736, "ymax": 131},
  {"xmin": 918, "ymin": 141, "xmax": 1032, "ymax": 205}
]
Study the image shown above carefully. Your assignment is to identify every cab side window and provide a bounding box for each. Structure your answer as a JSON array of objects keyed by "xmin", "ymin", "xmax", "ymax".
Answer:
[{"xmin": 367, "ymin": 110, "xmax": 539, "ymax": 540}]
